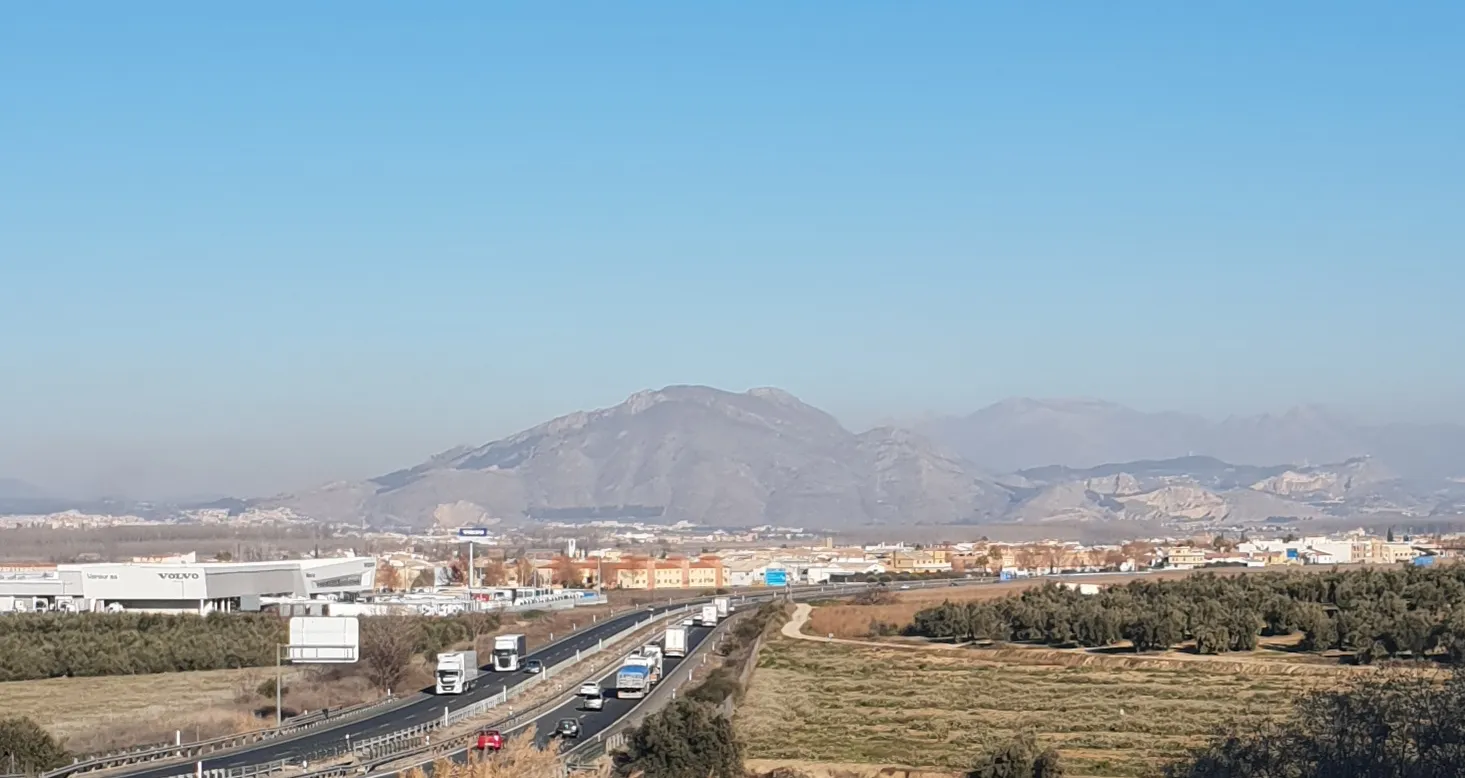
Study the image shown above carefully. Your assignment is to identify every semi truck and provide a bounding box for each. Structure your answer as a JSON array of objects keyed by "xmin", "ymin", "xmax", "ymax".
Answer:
[
  {"xmin": 639, "ymin": 645, "xmax": 664, "ymax": 683},
  {"xmin": 435, "ymin": 650, "xmax": 479, "ymax": 694},
  {"xmin": 492, "ymin": 633, "xmax": 527, "ymax": 671},
  {"xmin": 615, "ymin": 660, "xmax": 653, "ymax": 699},
  {"xmin": 663, "ymin": 625, "xmax": 688, "ymax": 658},
  {"xmin": 714, "ymin": 596, "xmax": 731, "ymax": 619},
  {"xmin": 698, "ymin": 603, "xmax": 718, "ymax": 626}
]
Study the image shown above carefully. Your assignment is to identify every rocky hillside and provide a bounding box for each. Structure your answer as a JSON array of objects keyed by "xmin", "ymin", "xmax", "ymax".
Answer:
[
  {"xmin": 922, "ymin": 399, "xmax": 1465, "ymax": 481},
  {"xmin": 267, "ymin": 386, "xmax": 1014, "ymax": 528},
  {"xmin": 263, "ymin": 387, "xmax": 1465, "ymax": 529}
]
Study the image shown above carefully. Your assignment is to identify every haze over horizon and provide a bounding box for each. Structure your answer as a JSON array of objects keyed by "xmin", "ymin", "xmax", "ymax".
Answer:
[{"xmin": 3, "ymin": 3, "xmax": 1462, "ymax": 499}]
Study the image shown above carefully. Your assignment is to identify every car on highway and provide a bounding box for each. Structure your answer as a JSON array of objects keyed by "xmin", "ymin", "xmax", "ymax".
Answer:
[
  {"xmin": 473, "ymin": 729, "xmax": 504, "ymax": 752},
  {"xmin": 525, "ymin": 659, "xmax": 544, "ymax": 674},
  {"xmin": 581, "ymin": 695, "xmax": 604, "ymax": 711},
  {"xmin": 577, "ymin": 682, "xmax": 601, "ymax": 697},
  {"xmin": 553, "ymin": 718, "xmax": 582, "ymax": 738},
  {"xmin": 681, "ymin": 617, "xmax": 695, "ymax": 627}
]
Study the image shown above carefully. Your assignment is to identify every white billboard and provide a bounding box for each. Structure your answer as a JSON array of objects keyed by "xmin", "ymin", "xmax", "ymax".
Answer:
[{"xmin": 287, "ymin": 616, "xmax": 360, "ymax": 663}]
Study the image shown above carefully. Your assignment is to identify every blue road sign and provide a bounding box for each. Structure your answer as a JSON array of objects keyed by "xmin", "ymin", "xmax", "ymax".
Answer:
[{"xmin": 765, "ymin": 569, "xmax": 788, "ymax": 587}]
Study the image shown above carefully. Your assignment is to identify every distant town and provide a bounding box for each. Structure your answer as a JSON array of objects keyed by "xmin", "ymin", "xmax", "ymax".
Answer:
[{"xmin": 0, "ymin": 503, "xmax": 1457, "ymax": 617}]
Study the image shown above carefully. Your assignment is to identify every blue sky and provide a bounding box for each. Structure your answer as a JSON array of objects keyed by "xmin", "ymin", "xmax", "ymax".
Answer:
[{"xmin": 2, "ymin": 2, "xmax": 1461, "ymax": 498}]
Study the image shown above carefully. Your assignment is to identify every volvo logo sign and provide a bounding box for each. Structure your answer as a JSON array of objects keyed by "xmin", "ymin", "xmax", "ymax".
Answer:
[{"xmin": 156, "ymin": 572, "xmax": 201, "ymax": 580}]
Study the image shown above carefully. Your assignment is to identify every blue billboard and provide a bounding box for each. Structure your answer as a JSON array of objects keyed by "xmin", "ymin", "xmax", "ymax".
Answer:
[
  {"xmin": 457, "ymin": 527, "xmax": 491, "ymax": 538},
  {"xmin": 765, "ymin": 569, "xmax": 788, "ymax": 587}
]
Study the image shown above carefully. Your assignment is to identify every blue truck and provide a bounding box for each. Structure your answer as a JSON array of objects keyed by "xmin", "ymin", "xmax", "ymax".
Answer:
[{"xmin": 615, "ymin": 661, "xmax": 653, "ymax": 699}]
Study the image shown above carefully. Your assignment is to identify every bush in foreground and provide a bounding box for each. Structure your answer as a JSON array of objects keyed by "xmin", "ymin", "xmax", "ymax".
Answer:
[
  {"xmin": 967, "ymin": 733, "xmax": 1064, "ymax": 778},
  {"xmin": 0, "ymin": 715, "xmax": 71, "ymax": 774},
  {"xmin": 615, "ymin": 698, "xmax": 742, "ymax": 778},
  {"xmin": 1167, "ymin": 669, "xmax": 1465, "ymax": 777}
]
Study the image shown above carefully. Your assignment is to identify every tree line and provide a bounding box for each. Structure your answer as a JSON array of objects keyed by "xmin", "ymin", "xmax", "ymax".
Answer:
[
  {"xmin": 908, "ymin": 566, "xmax": 1465, "ymax": 662},
  {"xmin": 0, "ymin": 611, "xmax": 501, "ymax": 682}
]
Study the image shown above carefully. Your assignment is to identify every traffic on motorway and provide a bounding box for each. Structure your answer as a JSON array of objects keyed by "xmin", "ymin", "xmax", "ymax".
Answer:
[
  {"xmin": 109, "ymin": 600, "xmax": 703, "ymax": 778},
  {"xmin": 106, "ymin": 580, "xmax": 976, "ymax": 778}
]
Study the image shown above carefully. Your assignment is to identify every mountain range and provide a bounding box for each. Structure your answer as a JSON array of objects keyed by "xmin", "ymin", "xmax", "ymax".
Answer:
[{"xmin": 257, "ymin": 387, "xmax": 1465, "ymax": 530}]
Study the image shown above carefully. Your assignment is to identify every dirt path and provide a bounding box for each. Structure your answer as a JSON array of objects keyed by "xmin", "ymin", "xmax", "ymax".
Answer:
[{"xmin": 782, "ymin": 604, "xmax": 968, "ymax": 651}]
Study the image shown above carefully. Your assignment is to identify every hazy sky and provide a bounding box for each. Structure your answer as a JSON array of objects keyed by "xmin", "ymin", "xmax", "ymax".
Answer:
[{"xmin": 2, "ymin": 3, "xmax": 1462, "ymax": 500}]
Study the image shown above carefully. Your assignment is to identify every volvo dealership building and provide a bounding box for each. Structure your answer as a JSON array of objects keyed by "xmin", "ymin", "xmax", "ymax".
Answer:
[{"xmin": 0, "ymin": 557, "xmax": 376, "ymax": 614}]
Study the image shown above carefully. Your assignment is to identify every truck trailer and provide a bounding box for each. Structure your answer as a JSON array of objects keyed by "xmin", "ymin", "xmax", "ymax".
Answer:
[
  {"xmin": 435, "ymin": 650, "xmax": 479, "ymax": 694},
  {"xmin": 663, "ymin": 625, "xmax": 688, "ymax": 658},
  {"xmin": 714, "ymin": 596, "xmax": 731, "ymax": 619},
  {"xmin": 615, "ymin": 661, "xmax": 652, "ymax": 699},
  {"xmin": 698, "ymin": 603, "xmax": 718, "ymax": 626},
  {"xmin": 492, "ymin": 633, "xmax": 527, "ymax": 671}
]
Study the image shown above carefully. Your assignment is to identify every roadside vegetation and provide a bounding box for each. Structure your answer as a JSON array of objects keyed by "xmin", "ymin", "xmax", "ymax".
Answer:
[
  {"xmin": 906, "ymin": 567, "xmax": 1465, "ymax": 662},
  {"xmin": 0, "ymin": 610, "xmax": 503, "ymax": 682}
]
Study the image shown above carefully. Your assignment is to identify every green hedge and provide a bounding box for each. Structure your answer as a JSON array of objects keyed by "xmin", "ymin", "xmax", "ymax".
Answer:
[{"xmin": 0, "ymin": 611, "xmax": 502, "ymax": 682}]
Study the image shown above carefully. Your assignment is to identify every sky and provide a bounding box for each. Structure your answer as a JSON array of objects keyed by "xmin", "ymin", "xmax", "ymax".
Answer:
[{"xmin": 2, "ymin": 2, "xmax": 1462, "ymax": 500}]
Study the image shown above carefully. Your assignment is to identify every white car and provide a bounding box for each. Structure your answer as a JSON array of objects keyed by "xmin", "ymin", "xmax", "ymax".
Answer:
[
  {"xmin": 681, "ymin": 617, "xmax": 695, "ymax": 627},
  {"xmin": 578, "ymin": 683, "xmax": 601, "ymax": 698},
  {"xmin": 581, "ymin": 695, "xmax": 605, "ymax": 711}
]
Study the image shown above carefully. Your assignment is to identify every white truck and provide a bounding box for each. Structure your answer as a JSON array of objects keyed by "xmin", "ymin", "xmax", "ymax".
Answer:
[
  {"xmin": 435, "ymin": 650, "xmax": 479, "ymax": 694},
  {"xmin": 698, "ymin": 603, "xmax": 718, "ymax": 626},
  {"xmin": 640, "ymin": 645, "xmax": 664, "ymax": 683},
  {"xmin": 714, "ymin": 596, "xmax": 731, "ymax": 619},
  {"xmin": 615, "ymin": 659, "xmax": 653, "ymax": 699},
  {"xmin": 492, "ymin": 634, "xmax": 527, "ymax": 671},
  {"xmin": 663, "ymin": 625, "xmax": 688, "ymax": 658}
]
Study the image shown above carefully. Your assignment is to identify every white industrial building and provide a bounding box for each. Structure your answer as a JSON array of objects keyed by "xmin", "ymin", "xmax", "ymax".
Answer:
[{"xmin": 0, "ymin": 557, "xmax": 376, "ymax": 615}]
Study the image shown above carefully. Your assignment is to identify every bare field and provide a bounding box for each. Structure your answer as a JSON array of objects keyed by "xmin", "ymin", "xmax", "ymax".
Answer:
[
  {"xmin": 5, "ymin": 666, "xmax": 285, "ymax": 751},
  {"xmin": 736, "ymin": 636, "xmax": 1357, "ymax": 777},
  {"xmin": 3, "ymin": 663, "xmax": 396, "ymax": 754}
]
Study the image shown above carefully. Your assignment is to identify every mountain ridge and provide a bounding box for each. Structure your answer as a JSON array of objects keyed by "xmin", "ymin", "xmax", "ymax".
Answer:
[{"xmin": 258, "ymin": 387, "xmax": 1465, "ymax": 529}]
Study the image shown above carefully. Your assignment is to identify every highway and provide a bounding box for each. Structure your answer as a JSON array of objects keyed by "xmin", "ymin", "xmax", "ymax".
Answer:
[
  {"xmin": 530, "ymin": 621, "xmax": 713, "ymax": 752},
  {"xmin": 108, "ymin": 580, "xmax": 966, "ymax": 778},
  {"xmin": 112, "ymin": 601, "xmax": 703, "ymax": 778},
  {"xmin": 408, "ymin": 617, "xmax": 718, "ymax": 774}
]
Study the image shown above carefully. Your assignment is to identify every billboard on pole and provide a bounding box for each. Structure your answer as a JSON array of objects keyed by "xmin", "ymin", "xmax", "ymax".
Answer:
[
  {"xmin": 765, "ymin": 569, "xmax": 788, "ymax": 587},
  {"xmin": 287, "ymin": 616, "xmax": 360, "ymax": 663},
  {"xmin": 457, "ymin": 527, "xmax": 491, "ymax": 538}
]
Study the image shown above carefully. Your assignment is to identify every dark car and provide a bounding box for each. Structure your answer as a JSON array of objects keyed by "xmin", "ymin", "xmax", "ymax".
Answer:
[
  {"xmin": 554, "ymin": 718, "xmax": 582, "ymax": 738},
  {"xmin": 525, "ymin": 659, "xmax": 544, "ymax": 674}
]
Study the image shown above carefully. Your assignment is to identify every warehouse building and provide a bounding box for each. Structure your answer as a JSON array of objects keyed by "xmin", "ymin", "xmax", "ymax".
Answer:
[{"xmin": 0, "ymin": 557, "xmax": 376, "ymax": 615}]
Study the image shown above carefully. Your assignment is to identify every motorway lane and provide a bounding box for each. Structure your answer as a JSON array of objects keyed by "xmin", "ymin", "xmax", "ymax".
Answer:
[
  {"xmin": 415, "ymin": 621, "xmax": 715, "ymax": 774},
  {"xmin": 112, "ymin": 602, "xmax": 707, "ymax": 778},
  {"xmin": 111, "ymin": 584, "xmax": 928, "ymax": 778},
  {"xmin": 531, "ymin": 623, "xmax": 714, "ymax": 752}
]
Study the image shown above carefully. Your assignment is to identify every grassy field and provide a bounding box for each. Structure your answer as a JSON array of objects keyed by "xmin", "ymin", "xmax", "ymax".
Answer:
[
  {"xmin": 736, "ymin": 634, "xmax": 1358, "ymax": 777},
  {"xmin": 6, "ymin": 666, "xmax": 287, "ymax": 753}
]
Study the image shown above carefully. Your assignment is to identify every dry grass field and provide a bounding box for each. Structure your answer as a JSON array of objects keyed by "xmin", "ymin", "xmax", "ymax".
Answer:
[
  {"xmin": 736, "ymin": 634, "xmax": 1359, "ymax": 777},
  {"xmin": 4, "ymin": 666, "xmax": 292, "ymax": 752}
]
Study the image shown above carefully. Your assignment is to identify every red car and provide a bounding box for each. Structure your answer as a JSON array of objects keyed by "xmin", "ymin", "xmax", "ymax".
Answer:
[{"xmin": 474, "ymin": 729, "xmax": 504, "ymax": 752}]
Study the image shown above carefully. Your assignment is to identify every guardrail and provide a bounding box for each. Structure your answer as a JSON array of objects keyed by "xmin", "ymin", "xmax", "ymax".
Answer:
[
  {"xmin": 149, "ymin": 606, "xmax": 695, "ymax": 778},
  {"xmin": 40, "ymin": 695, "xmax": 408, "ymax": 778}
]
